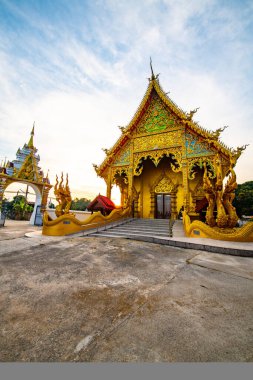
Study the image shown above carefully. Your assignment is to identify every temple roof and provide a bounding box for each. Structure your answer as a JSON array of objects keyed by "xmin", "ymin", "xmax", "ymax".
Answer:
[
  {"xmin": 87, "ymin": 194, "xmax": 116, "ymax": 212},
  {"xmin": 95, "ymin": 71, "xmax": 234, "ymax": 177}
]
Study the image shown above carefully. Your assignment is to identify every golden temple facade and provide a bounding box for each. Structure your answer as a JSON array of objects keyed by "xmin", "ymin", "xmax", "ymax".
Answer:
[{"xmin": 94, "ymin": 67, "xmax": 245, "ymax": 225}]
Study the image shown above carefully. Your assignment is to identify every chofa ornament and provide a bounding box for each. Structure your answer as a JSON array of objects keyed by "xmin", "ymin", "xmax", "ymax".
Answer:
[
  {"xmin": 54, "ymin": 173, "xmax": 72, "ymax": 217},
  {"xmin": 203, "ymin": 154, "xmax": 239, "ymax": 229}
]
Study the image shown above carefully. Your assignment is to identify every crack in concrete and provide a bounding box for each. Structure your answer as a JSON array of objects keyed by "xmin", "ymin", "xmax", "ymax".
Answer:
[{"xmin": 187, "ymin": 260, "xmax": 253, "ymax": 281}]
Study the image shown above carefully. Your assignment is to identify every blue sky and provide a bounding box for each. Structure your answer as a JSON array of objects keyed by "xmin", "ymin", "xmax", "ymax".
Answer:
[{"xmin": 0, "ymin": 0, "xmax": 253, "ymax": 200}]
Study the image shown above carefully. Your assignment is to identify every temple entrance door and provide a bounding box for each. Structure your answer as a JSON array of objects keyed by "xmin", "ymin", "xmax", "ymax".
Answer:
[{"xmin": 155, "ymin": 194, "xmax": 171, "ymax": 219}]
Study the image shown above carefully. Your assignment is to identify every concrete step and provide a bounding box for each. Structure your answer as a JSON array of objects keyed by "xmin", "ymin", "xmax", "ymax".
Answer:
[
  {"xmin": 130, "ymin": 219, "xmax": 169, "ymax": 223},
  {"xmin": 89, "ymin": 231, "xmax": 165, "ymax": 240},
  {"xmin": 128, "ymin": 223, "xmax": 169, "ymax": 228},
  {"xmin": 89, "ymin": 233, "xmax": 124, "ymax": 238},
  {"xmin": 93, "ymin": 229, "xmax": 170, "ymax": 237},
  {"xmin": 110, "ymin": 226, "xmax": 170, "ymax": 233},
  {"xmin": 127, "ymin": 223, "xmax": 170, "ymax": 228},
  {"xmin": 87, "ymin": 218, "xmax": 177, "ymax": 240}
]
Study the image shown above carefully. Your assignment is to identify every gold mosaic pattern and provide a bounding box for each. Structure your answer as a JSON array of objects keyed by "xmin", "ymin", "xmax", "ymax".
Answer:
[
  {"xmin": 134, "ymin": 130, "xmax": 182, "ymax": 152},
  {"xmin": 155, "ymin": 177, "xmax": 176, "ymax": 193}
]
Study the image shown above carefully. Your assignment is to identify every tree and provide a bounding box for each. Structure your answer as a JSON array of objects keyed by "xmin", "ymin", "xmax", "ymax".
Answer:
[
  {"xmin": 233, "ymin": 181, "xmax": 253, "ymax": 217},
  {"xmin": 3, "ymin": 195, "xmax": 33, "ymax": 220},
  {"xmin": 70, "ymin": 197, "xmax": 91, "ymax": 211},
  {"xmin": 13, "ymin": 195, "xmax": 33, "ymax": 220}
]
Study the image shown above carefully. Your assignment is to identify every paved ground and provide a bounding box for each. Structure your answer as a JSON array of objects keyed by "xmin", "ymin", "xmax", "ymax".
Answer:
[{"xmin": 0, "ymin": 220, "xmax": 253, "ymax": 362}]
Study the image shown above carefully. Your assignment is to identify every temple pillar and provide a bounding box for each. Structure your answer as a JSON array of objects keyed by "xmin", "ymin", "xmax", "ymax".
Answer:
[
  {"xmin": 127, "ymin": 168, "xmax": 134, "ymax": 214},
  {"xmin": 41, "ymin": 185, "xmax": 50, "ymax": 212},
  {"xmin": 133, "ymin": 198, "xmax": 139, "ymax": 218},
  {"xmin": 149, "ymin": 191, "xmax": 155, "ymax": 218},
  {"xmin": 106, "ymin": 168, "xmax": 112, "ymax": 199},
  {"xmin": 171, "ymin": 192, "xmax": 178, "ymax": 219},
  {"xmin": 182, "ymin": 160, "xmax": 190, "ymax": 212}
]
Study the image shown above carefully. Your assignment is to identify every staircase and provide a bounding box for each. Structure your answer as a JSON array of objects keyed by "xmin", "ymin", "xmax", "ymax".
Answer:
[{"xmin": 87, "ymin": 218, "xmax": 185, "ymax": 240}]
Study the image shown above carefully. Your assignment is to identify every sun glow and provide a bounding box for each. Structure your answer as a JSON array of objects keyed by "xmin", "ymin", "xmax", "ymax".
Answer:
[{"xmin": 111, "ymin": 185, "xmax": 121, "ymax": 207}]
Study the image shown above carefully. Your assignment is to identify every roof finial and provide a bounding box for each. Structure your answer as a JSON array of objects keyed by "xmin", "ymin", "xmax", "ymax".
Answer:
[
  {"xmin": 150, "ymin": 57, "xmax": 155, "ymax": 80},
  {"xmin": 28, "ymin": 122, "xmax": 35, "ymax": 148},
  {"xmin": 149, "ymin": 57, "xmax": 159, "ymax": 81}
]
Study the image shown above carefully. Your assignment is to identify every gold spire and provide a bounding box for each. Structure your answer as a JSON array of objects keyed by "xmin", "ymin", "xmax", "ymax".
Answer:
[
  {"xmin": 149, "ymin": 57, "xmax": 159, "ymax": 81},
  {"xmin": 150, "ymin": 57, "xmax": 155, "ymax": 80},
  {"xmin": 28, "ymin": 122, "xmax": 35, "ymax": 148}
]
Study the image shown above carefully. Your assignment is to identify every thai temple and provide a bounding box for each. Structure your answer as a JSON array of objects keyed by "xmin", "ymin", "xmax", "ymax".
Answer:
[
  {"xmin": 42, "ymin": 63, "xmax": 253, "ymax": 241},
  {"xmin": 0, "ymin": 125, "xmax": 52, "ymax": 224},
  {"xmin": 93, "ymin": 63, "xmax": 245, "ymax": 226}
]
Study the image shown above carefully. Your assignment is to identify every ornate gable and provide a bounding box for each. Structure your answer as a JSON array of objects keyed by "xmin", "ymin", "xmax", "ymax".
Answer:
[
  {"xmin": 16, "ymin": 152, "xmax": 42, "ymax": 182},
  {"xmin": 134, "ymin": 91, "xmax": 180, "ymax": 135},
  {"xmin": 95, "ymin": 71, "xmax": 234, "ymax": 178}
]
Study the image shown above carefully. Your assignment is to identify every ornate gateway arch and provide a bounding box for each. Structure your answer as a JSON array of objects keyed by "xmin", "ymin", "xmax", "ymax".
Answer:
[{"xmin": 0, "ymin": 126, "xmax": 52, "ymax": 224}]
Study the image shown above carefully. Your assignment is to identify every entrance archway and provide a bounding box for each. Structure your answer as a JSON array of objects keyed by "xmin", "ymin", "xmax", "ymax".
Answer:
[
  {"xmin": 0, "ymin": 126, "xmax": 52, "ymax": 225},
  {"xmin": 132, "ymin": 156, "xmax": 180, "ymax": 219},
  {"xmin": 1, "ymin": 180, "xmax": 47, "ymax": 225}
]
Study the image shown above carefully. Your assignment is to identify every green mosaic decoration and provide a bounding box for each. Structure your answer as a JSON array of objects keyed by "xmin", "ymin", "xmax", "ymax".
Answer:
[
  {"xmin": 136, "ymin": 92, "xmax": 177, "ymax": 134},
  {"xmin": 113, "ymin": 143, "xmax": 131, "ymax": 166},
  {"xmin": 185, "ymin": 133, "xmax": 214, "ymax": 158}
]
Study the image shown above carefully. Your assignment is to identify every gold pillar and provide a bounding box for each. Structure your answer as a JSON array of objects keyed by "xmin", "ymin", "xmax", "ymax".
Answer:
[
  {"xmin": 149, "ymin": 191, "xmax": 155, "ymax": 218},
  {"xmin": 181, "ymin": 129, "xmax": 190, "ymax": 212},
  {"xmin": 134, "ymin": 197, "xmax": 139, "ymax": 218},
  {"xmin": 127, "ymin": 168, "xmax": 133, "ymax": 211},
  {"xmin": 41, "ymin": 185, "xmax": 50, "ymax": 211},
  {"xmin": 171, "ymin": 192, "xmax": 177, "ymax": 219},
  {"xmin": 106, "ymin": 168, "xmax": 112, "ymax": 199},
  {"xmin": 127, "ymin": 141, "xmax": 134, "ymax": 213},
  {"xmin": 182, "ymin": 160, "xmax": 190, "ymax": 212}
]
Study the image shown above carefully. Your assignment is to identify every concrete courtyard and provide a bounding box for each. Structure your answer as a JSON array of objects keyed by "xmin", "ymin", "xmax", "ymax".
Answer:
[{"xmin": 0, "ymin": 220, "xmax": 252, "ymax": 362}]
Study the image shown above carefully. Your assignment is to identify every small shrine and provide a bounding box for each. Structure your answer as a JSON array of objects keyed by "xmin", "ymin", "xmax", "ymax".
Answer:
[
  {"xmin": 87, "ymin": 194, "xmax": 116, "ymax": 216},
  {"xmin": 0, "ymin": 125, "xmax": 52, "ymax": 224}
]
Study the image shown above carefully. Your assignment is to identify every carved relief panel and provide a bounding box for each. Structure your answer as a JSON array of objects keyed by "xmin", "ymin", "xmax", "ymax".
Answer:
[
  {"xmin": 155, "ymin": 177, "xmax": 176, "ymax": 193},
  {"xmin": 134, "ymin": 130, "xmax": 182, "ymax": 153}
]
